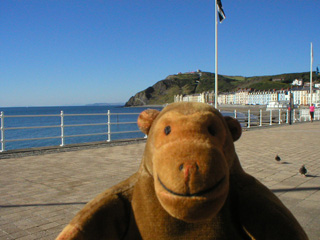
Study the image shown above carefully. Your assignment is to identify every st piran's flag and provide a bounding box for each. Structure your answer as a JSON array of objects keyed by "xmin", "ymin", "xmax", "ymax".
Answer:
[{"xmin": 217, "ymin": 0, "xmax": 226, "ymax": 23}]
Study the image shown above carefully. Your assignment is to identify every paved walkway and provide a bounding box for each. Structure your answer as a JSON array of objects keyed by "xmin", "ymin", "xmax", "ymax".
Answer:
[{"xmin": 0, "ymin": 122, "xmax": 319, "ymax": 240}]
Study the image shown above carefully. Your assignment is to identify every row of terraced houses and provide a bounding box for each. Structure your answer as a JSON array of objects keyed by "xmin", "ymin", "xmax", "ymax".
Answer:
[{"xmin": 174, "ymin": 85, "xmax": 320, "ymax": 106}]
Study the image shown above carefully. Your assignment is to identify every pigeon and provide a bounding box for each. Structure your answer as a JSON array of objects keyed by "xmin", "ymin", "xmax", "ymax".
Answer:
[
  {"xmin": 275, "ymin": 154, "xmax": 281, "ymax": 163},
  {"xmin": 299, "ymin": 165, "xmax": 307, "ymax": 177}
]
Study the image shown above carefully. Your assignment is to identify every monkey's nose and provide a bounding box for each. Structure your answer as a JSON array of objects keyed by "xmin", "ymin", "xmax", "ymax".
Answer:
[{"xmin": 179, "ymin": 163, "xmax": 199, "ymax": 184}]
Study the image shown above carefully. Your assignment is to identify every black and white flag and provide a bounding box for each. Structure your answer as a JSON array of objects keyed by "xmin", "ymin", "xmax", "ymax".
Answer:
[{"xmin": 217, "ymin": 0, "xmax": 226, "ymax": 23}]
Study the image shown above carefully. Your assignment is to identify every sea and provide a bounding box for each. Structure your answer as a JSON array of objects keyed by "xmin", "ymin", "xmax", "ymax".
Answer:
[
  {"xmin": 0, "ymin": 105, "xmax": 240, "ymax": 151},
  {"xmin": 0, "ymin": 105, "xmax": 164, "ymax": 151}
]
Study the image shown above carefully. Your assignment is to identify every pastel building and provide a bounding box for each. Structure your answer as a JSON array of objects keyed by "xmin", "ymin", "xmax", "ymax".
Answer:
[
  {"xmin": 234, "ymin": 89, "xmax": 252, "ymax": 105},
  {"xmin": 174, "ymin": 86, "xmax": 320, "ymax": 106},
  {"xmin": 248, "ymin": 90, "xmax": 278, "ymax": 105}
]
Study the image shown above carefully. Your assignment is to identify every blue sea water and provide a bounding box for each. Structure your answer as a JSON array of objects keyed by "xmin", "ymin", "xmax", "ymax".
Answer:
[
  {"xmin": 0, "ymin": 105, "xmax": 163, "ymax": 151},
  {"xmin": 0, "ymin": 105, "xmax": 243, "ymax": 151}
]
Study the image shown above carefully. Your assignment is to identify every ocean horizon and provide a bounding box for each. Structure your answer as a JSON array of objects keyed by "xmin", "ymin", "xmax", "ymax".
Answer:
[
  {"xmin": 0, "ymin": 102, "xmax": 125, "ymax": 108},
  {"xmin": 0, "ymin": 104, "xmax": 240, "ymax": 151},
  {"xmin": 0, "ymin": 105, "xmax": 163, "ymax": 151}
]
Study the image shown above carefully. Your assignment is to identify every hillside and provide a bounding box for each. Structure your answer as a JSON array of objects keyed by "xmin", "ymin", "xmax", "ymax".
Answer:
[{"xmin": 125, "ymin": 71, "xmax": 317, "ymax": 106}]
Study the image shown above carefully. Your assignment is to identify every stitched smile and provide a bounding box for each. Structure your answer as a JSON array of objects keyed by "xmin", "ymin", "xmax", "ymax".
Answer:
[{"xmin": 158, "ymin": 176, "xmax": 225, "ymax": 197}]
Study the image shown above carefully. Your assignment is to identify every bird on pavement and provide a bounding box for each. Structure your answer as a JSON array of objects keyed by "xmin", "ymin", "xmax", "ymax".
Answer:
[
  {"xmin": 275, "ymin": 154, "xmax": 281, "ymax": 163},
  {"xmin": 299, "ymin": 165, "xmax": 307, "ymax": 177}
]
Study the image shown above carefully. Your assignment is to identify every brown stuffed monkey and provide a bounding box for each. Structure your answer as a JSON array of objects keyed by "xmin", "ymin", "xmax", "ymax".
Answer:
[{"xmin": 56, "ymin": 102, "xmax": 308, "ymax": 240}]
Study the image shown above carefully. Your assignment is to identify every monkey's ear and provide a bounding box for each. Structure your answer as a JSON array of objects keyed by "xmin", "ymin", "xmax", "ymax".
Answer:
[
  {"xmin": 224, "ymin": 116, "xmax": 242, "ymax": 142},
  {"xmin": 137, "ymin": 109, "xmax": 160, "ymax": 135}
]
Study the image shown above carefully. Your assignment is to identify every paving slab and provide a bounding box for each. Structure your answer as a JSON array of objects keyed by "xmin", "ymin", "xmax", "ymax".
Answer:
[{"xmin": 0, "ymin": 121, "xmax": 319, "ymax": 239}]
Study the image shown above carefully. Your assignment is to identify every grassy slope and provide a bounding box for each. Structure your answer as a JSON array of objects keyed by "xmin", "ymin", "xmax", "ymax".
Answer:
[{"xmin": 129, "ymin": 71, "xmax": 319, "ymax": 105}]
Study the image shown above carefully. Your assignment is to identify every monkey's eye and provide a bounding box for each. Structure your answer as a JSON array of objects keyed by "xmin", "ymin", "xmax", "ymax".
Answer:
[
  {"xmin": 164, "ymin": 126, "xmax": 171, "ymax": 135},
  {"xmin": 208, "ymin": 126, "xmax": 216, "ymax": 136}
]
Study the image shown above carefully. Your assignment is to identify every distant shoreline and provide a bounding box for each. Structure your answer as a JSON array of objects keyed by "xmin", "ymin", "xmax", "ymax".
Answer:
[
  {"xmin": 124, "ymin": 104, "xmax": 166, "ymax": 108},
  {"xmin": 126, "ymin": 103, "xmax": 268, "ymax": 112}
]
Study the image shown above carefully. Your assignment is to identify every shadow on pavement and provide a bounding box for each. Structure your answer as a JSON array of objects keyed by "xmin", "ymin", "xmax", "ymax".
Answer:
[{"xmin": 271, "ymin": 187, "xmax": 320, "ymax": 193}]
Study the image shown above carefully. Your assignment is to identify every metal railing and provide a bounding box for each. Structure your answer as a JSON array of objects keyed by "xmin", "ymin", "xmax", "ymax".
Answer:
[
  {"xmin": 230, "ymin": 108, "xmax": 320, "ymax": 128},
  {"xmin": 1, "ymin": 108, "xmax": 319, "ymax": 152},
  {"xmin": 0, "ymin": 111, "xmax": 142, "ymax": 152}
]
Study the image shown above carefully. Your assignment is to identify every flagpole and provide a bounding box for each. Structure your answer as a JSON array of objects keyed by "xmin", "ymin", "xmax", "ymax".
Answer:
[
  {"xmin": 214, "ymin": 0, "xmax": 218, "ymax": 109},
  {"xmin": 310, "ymin": 42, "xmax": 313, "ymax": 106}
]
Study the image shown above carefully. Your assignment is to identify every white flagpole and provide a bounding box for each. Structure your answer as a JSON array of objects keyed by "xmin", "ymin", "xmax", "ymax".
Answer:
[
  {"xmin": 214, "ymin": 0, "xmax": 218, "ymax": 109},
  {"xmin": 310, "ymin": 42, "xmax": 313, "ymax": 106}
]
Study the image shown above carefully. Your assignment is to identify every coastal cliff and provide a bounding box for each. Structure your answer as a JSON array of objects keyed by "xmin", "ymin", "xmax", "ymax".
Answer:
[
  {"xmin": 125, "ymin": 73, "xmax": 202, "ymax": 106},
  {"xmin": 125, "ymin": 71, "xmax": 314, "ymax": 106}
]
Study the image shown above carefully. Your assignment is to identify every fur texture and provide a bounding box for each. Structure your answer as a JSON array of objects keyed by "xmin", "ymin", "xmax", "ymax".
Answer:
[{"xmin": 56, "ymin": 102, "xmax": 308, "ymax": 240}]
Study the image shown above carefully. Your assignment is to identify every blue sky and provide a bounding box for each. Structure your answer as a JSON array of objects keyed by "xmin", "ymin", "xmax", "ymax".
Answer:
[{"xmin": 1, "ymin": 0, "xmax": 319, "ymax": 107}]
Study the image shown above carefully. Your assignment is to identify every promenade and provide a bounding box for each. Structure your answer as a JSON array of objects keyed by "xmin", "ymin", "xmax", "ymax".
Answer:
[{"xmin": 0, "ymin": 121, "xmax": 319, "ymax": 240}]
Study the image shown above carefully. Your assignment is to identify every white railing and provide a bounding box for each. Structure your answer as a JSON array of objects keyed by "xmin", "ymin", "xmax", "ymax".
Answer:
[
  {"xmin": 1, "ymin": 108, "xmax": 319, "ymax": 152},
  {"xmin": 234, "ymin": 108, "xmax": 320, "ymax": 128},
  {"xmin": 0, "ymin": 111, "xmax": 142, "ymax": 152}
]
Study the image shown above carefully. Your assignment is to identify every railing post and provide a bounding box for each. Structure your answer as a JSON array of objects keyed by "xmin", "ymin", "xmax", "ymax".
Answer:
[
  {"xmin": 269, "ymin": 110, "xmax": 272, "ymax": 125},
  {"xmin": 259, "ymin": 109, "xmax": 262, "ymax": 126},
  {"xmin": 247, "ymin": 109, "xmax": 250, "ymax": 128},
  {"xmin": 278, "ymin": 109, "xmax": 281, "ymax": 124},
  {"xmin": 107, "ymin": 110, "xmax": 111, "ymax": 142},
  {"xmin": 234, "ymin": 110, "xmax": 237, "ymax": 119},
  {"xmin": 0, "ymin": 111, "xmax": 4, "ymax": 152},
  {"xmin": 60, "ymin": 111, "xmax": 65, "ymax": 146},
  {"xmin": 299, "ymin": 109, "xmax": 302, "ymax": 122},
  {"xmin": 304, "ymin": 109, "xmax": 307, "ymax": 121}
]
